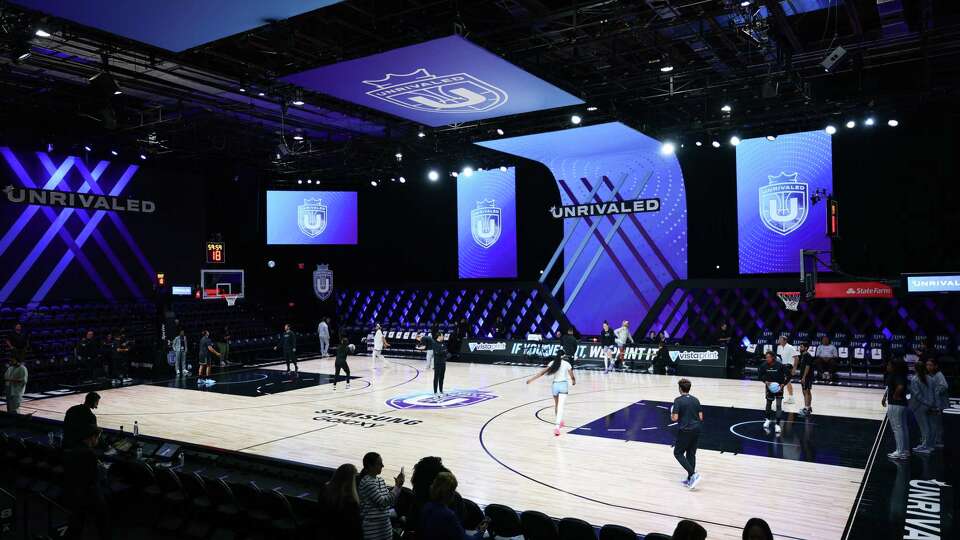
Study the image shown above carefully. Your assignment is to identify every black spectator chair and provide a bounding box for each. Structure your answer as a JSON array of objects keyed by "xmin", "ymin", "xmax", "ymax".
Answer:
[
  {"xmin": 462, "ymin": 498, "xmax": 485, "ymax": 531},
  {"xmin": 644, "ymin": 533, "xmax": 672, "ymax": 540},
  {"xmin": 599, "ymin": 524, "xmax": 638, "ymax": 540},
  {"xmin": 521, "ymin": 510, "xmax": 559, "ymax": 540},
  {"xmin": 559, "ymin": 517, "xmax": 597, "ymax": 540},
  {"xmin": 231, "ymin": 481, "xmax": 271, "ymax": 532},
  {"xmin": 178, "ymin": 471, "xmax": 214, "ymax": 538},
  {"xmin": 207, "ymin": 478, "xmax": 241, "ymax": 523},
  {"xmin": 484, "ymin": 503, "xmax": 523, "ymax": 538},
  {"xmin": 262, "ymin": 490, "xmax": 298, "ymax": 539},
  {"xmin": 155, "ymin": 467, "xmax": 187, "ymax": 532}
]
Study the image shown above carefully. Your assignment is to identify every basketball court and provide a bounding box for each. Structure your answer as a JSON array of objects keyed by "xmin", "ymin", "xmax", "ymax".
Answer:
[{"xmin": 21, "ymin": 355, "xmax": 886, "ymax": 540}]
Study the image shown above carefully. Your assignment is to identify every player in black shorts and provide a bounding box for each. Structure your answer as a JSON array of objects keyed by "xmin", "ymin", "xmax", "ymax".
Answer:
[
  {"xmin": 797, "ymin": 342, "xmax": 815, "ymax": 416},
  {"xmin": 671, "ymin": 378, "xmax": 704, "ymax": 489},
  {"xmin": 758, "ymin": 351, "xmax": 788, "ymax": 435},
  {"xmin": 333, "ymin": 337, "xmax": 351, "ymax": 390}
]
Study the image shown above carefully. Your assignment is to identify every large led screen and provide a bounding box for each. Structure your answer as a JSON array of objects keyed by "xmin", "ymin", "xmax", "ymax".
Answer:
[
  {"xmin": 280, "ymin": 35, "xmax": 583, "ymax": 127},
  {"xmin": 266, "ymin": 191, "xmax": 357, "ymax": 245},
  {"xmin": 457, "ymin": 168, "xmax": 517, "ymax": 279},
  {"xmin": 737, "ymin": 130, "xmax": 833, "ymax": 274}
]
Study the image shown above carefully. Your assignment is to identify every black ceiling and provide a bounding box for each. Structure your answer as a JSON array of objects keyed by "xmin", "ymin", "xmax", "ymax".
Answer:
[{"xmin": 1, "ymin": 0, "xmax": 959, "ymax": 183}]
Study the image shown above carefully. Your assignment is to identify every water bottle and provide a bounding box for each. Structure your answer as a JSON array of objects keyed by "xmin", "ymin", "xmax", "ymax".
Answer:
[{"xmin": 133, "ymin": 421, "xmax": 139, "ymax": 437}]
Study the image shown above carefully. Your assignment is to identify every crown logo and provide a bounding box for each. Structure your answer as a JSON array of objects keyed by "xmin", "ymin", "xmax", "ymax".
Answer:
[
  {"xmin": 362, "ymin": 69, "xmax": 434, "ymax": 89},
  {"xmin": 767, "ymin": 172, "xmax": 799, "ymax": 183},
  {"xmin": 302, "ymin": 198, "xmax": 324, "ymax": 206},
  {"xmin": 475, "ymin": 199, "xmax": 496, "ymax": 209}
]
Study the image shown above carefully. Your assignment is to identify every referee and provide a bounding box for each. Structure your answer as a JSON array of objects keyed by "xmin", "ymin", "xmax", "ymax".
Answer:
[{"xmin": 671, "ymin": 378, "xmax": 703, "ymax": 489}]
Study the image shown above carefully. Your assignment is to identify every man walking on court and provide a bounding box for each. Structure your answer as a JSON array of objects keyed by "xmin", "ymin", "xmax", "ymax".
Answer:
[
  {"xmin": 671, "ymin": 378, "xmax": 703, "ymax": 489},
  {"xmin": 317, "ymin": 318, "xmax": 330, "ymax": 357},
  {"xmin": 417, "ymin": 331, "xmax": 435, "ymax": 370},
  {"xmin": 172, "ymin": 329, "xmax": 188, "ymax": 376},
  {"xmin": 797, "ymin": 342, "xmax": 816, "ymax": 416},
  {"xmin": 277, "ymin": 324, "xmax": 298, "ymax": 373},
  {"xmin": 372, "ymin": 323, "xmax": 388, "ymax": 369}
]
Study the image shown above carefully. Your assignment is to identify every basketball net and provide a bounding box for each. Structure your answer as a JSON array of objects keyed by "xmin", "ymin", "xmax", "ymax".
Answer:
[
  {"xmin": 777, "ymin": 291, "xmax": 801, "ymax": 311},
  {"xmin": 223, "ymin": 294, "xmax": 238, "ymax": 307}
]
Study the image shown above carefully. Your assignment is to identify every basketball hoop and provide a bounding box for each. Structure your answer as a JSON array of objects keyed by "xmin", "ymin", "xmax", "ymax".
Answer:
[
  {"xmin": 777, "ymin": 291, "xmax": 801, "ymax": 311},
  {"xmin": 223, "ymin": 294, "xmax": 238, "ymax": 307}
]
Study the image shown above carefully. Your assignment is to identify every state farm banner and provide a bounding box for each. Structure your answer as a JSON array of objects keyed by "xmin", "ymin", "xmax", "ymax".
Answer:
[{"xmin": 815, "ymin": 281, "xmax": 894, "ymax": 298}]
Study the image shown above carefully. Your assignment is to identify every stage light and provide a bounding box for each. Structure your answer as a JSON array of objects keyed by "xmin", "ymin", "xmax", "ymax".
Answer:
[
  {"xmin": 428, "ymin": 170, "xmax": 440, "ymax": 181},
  {"xmin": 462, "ymin": 166, "xmax": 474, "ymax": 177},
  {"xmin": 306, "ymin": 179, "xmax": 312, "ymax": 184},
  {"xmin": 258, "ymin": 92, "xmax": 265, "ymax": 97},
  {"xmin": 570, "ymin": 115, "xmax": 582, "ymax": 125},
  {"xmin": 83, "ymin": 145, "xmax": 92, "ymax": 152},
  {"xmin": 660, "ymin": 142, "xmax": 676, "ymax": 155},
  {"xmin": 292, "ymin": 99, "xmax": 304, "ymax": 106},
  {"xmin": 825, "ymin": 125, "xmax": 837, "ymax": 135},
  {"xmin": 297, "ymin": 179, "xmax": 303, "ymax": 184},
  {"xmin": 716, "ymin": 264, "xmax": 720, "ymax": 269},
  {"xmin": 721, "ymin": 104, "xmax": 732, "ymax": 113},
  {"xmin": 417, "ymin": 130, "xmax": 426, "ymax": 138},
  {"xmin": 110, "ymin": 150, "xmax": 118, "ymax": 156},
  {"xmin": 139, "ymin": 153, "xmax": 147, "ymax": 160},
  {"xmin": 370, "ymin": 180, "xmax": 378, "ymax": 187},
  {"xmin": 845, "ymin": 120, "xmax": 856, "ymax": 129},
  {"xmin": 399, "ymin": 177, "xmax": 406, "ymax": 184},
  {"xmin": 293, "ymin": 134, "xmax": 304, "ymax": 141},
  {"xmin": 451, "ymin": 171, "xmax": 459, "ymax": 178},
  {"xmin": 660, "ymin": 65, "xmax": 674, "ymax": 73},
  {"xmin": 239, "ymin": 88, "xmax": 246, "ymax": 93},
  {"xmin": 865, "ymin": 117, "xmax": 875, "ymax": 127},
  {"xmin": 499, "ymin": 166, "xmax": 507, "ymax": 172},
  {"xmin": 729, "ymin": 136, "xmax": 741, "ymax": 146},
  {"xmin": 888, "ymin": 119, "xmax": 899, "ymax": 127},
  {"xmin": 267, "ymin": 260, "xmax": 276, "ymax": 268},
  {"xmin": 711, "ymin": 140, "xmax": 720, "ymax": 148},
  {"xmin": 14, "ymin": 47, "xmax": 31, "ymax": 63},
  {"xmin": 740, "ymin": 1, "xmax": 751, "ymax": 5},
  {"xmin": 764, "ymin": 135, "xmax": 775, "ymax": 141},
  {"xmin": 695, "ymin": 141, "xmax": 702, "ymax": 147},
  {"xmin": 586, "ymin": 106, "xmax": 598, "ymax": 112},
  {"xmin": 391, "ymin": 177, "xmax": 396, "ymax": 182},
  {"xmin": 395, "ymin": 152, "xmax": 403, "ymax": 161},
  {"xmin": 496, "ymin": 128, "xmax": 504, "ymax": 136},
  {"xmin": 35, "ymin": 29, "xmax": 51, "ymax": 38}
]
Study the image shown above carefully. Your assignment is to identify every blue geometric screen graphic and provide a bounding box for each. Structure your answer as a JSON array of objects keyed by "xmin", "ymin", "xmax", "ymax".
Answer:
[
  {"xmin": 477, "ymin": 122, "xmax": 688, "ymax": 334},
  {"xmin": 736, "ymin": 130, "xmax": 833, "ymax": 274},
  {"xmin": 457, "ymin": 167, "xmax": 517, "ymax": 279}
]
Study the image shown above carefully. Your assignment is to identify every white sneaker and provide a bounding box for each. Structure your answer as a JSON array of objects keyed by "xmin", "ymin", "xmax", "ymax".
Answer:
[
  {"xmin": 784, "ymin": 397, "xmax": 796, "ymax": 404},
  {"xmin": 774, "ymin": 424, "xmax": 782, "ymax": 434},
  {"xmin": 687, "ymin": 472, "xmax": 702, "ymax": 490},
  {"xmin": 763, "ymin": 419, "xmax": 772, "ymax": 430}
]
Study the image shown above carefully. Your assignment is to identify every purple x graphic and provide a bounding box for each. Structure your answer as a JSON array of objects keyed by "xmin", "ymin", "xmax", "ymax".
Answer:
[{"xmin": 0, "ymin": 148, "xmax": 146, "ymax": 304}]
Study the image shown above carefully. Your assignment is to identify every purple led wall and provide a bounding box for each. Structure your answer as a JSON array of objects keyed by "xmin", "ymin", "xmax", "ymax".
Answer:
[{"xmin": 476, "ymin": 122, "xmax": 688, "ymax": 334}]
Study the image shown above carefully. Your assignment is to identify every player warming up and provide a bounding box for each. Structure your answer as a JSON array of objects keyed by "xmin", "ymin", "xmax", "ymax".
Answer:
[
  {"xmin": 527, "ymin": 354, "xmax": 576, "ymax": 436},
  {"xmin": 671, "ymin": 378, "xmax": 703, "ymax": 490},
  {"xmin": 333, "ymin": 337, "xmax": 352, "ymax": 390},
  {"xmin": 372, "ymin": 324, "xmax": 389, "ymax": 370},
  {"xmin": 759, "ymin": 351, "xmax": 789, "ymax": 435}
]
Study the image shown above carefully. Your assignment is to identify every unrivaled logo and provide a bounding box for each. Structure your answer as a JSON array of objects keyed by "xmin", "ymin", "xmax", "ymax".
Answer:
[
  {"xmin": 759, "ymin": 172, "xmax": 808, "ymax": 236},
  {"xmin": 313, "ymin": 264, "xmax": 333, "ymax": 301},
  {"xmin": 297, "ymin": 198, "xmax": 327, "ymax": 238},
  {"xmin": 386, "ymin": 389, "xmax": 497, "ymax": 410},
  {"xmin": 908, "ymin": 276, "xmax": 960, "ymax": 293},
  {"xmin": 363, "ymin": 68, "xmax": 508, "ymax": 114},
  {"xmin": 471, "ymin": 199, "xmax": 502, "ymax": 248}
]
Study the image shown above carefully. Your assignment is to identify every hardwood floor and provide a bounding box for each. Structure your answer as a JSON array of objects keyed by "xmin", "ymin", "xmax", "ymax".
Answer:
[{"xmin": 24, "ymin": 355, "xmax": 886, "ymax": 540}]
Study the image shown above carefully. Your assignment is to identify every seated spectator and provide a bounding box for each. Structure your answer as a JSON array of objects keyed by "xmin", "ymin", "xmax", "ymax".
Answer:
[
  {"xmin": 408, "ymin": 457, "xmax": 464, "ymax": 533},
  {"xmin": 64, "ymin": 392, "xmax": 100, "ymax": 449},
  {"xmin": 358, "ymin": 452, "xmax": 404, "ymax": 540},
  {"xmin": 63, "ymin": 427, "xmax": 109, "ymax": 540},
  {"xmin": 420, "ymin": 472, "xmax": 487, "ymax": 540},
  {"xmin": 320, "ymin": 464, "xmax": 363, "ymax": 540},
  {"xmin": 673, "ymin": 519, "xmax": 707, "ymax": 540},
  {"xmin": 742, "ymin": 518, "xmax": 773, "ymax": 540}
]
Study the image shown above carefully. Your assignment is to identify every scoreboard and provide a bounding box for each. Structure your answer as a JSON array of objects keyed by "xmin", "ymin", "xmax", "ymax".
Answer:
[{"xmin": 206, "ymin": 241, "xmax": 225, "ymax": 264}]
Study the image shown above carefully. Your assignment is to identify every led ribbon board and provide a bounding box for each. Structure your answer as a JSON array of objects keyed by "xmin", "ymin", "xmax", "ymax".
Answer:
[
  {"xmin": 280, "ymin": 35, "xmax": 583, "ymax": 127},
  {"xmin": 736, "ymin": 130, "xmax": 833, "ymax": 274},
  {"xmin": 477, "ymin": 122, "xmax": 688, "ymax": 334},
  {"xmin": 457, "ymin": 167, "xmax": 517, "ymax": 279},
  {"xmin": 12, "ymin": 1, "xmax": 343, "ymax": 51},
  {"xmin": 266, "ymin": 191, "xmax": 358, "ymax": 245}
]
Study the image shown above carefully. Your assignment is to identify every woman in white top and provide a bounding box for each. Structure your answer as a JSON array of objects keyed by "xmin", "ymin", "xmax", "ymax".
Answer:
[{"xmin": 527, "ymin": 354, "xmax": 577, "ymax": 437}]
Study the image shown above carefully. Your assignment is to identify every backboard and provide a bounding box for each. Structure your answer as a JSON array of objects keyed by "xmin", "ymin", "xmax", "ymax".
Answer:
[{"xmin": 201, "ymin": 269, "xmax": 245, "ymax": 300}]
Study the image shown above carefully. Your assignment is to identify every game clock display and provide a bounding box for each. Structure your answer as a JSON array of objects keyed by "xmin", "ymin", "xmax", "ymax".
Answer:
[{"xmin": 206, "ymin": 241, "xmax": 225, "ymax": 264}]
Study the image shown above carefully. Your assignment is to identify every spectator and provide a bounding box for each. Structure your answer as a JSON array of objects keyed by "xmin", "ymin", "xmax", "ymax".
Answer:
[
  {"xmin": 882, "ymin": 358, "xmax": 910, "ymax": 459},
  {"xmin": 560, "ymin": 328, "xmax": 578, "ymax": 360},
  {"xmin": 742, "ymin": 518, "xmax": 773, "ymax": 540},
  {"xmin": 4, "ymin": 323, "xmax": 29, "ymax": 365},
  {"xmin": 672, "ymin": 519, "xmax": 707, "ymax": 540},
  {"xmin": 4, "ymin": 353, "xmax": 28, "ymax": 414},
  {"xmin": 419, "ymin": 472, "xmax": 487, "ymax": 540},
  {"xmin": 318, "ymin": 318, "xmax": 331, "ymax": 357},
  {"xmin": 320, "ymin": 464, "xmax": 363, "ymax": 540},
  {"xmin": 908, "ymin": 362, "xmax": 935, "ymax": 454},
  {"xmin": 63, "ymin": 427, "xmax": 109, "ymax": 540},
  {"xmin": 408, "ymin": 457, "xmax": 464, "ymax": 531},
  {"xmin": 926, "ymin": 358, "xmax": 948, "ymax": 449},
  {"xmin": 172, "ymin": 329, "xmax": 188, "ymax": 376},
  {"xmin": 814, "ymin": 336, "xmax": 839, "ymax": 384},
  {"xmin": 64, "ymin": 392, "xmax": 100, "ymax": 449},
  {"xmin": 77, "ymin": 330, "xmax": 99, "ymax": 376},
  {"xmin": 359, "ymin": 452, "xmax": 404, "ymax": 540}
]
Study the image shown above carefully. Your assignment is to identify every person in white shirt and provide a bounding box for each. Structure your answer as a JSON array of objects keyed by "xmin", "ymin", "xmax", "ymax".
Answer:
[
  {"xmin": 814, "ymin": 335, "xmax": 839, "ymax": 384},
  {"xmin": 776, "ymin": 335, "xmax": 800, "ymax": 404},
  {"xmin": 317, "ymin": 318, "xmax": 330, "ymax": 357},
  {"xmin": 372, "ymin": 324, "xmax": 389, "ymax": 369},
  {"xmin": 527, "ymin": 354, "xmax": 577, "ymax": 437},
  {"xmin": 614, "ymin": 320, "xmax": 634, "ymax": 371},
  {"xmin": 172, "ymin": 329, "xmax": 188, "ymax": 376}
]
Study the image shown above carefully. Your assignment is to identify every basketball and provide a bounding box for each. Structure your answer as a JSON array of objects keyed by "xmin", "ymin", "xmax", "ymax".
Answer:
[
  {"xmin": 348, "ymin": 344, "xmax": 356, "ymax": 354},
  {"xmin": 767, "ymin": 382, "xmax": 781, "ymax": 394}
]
